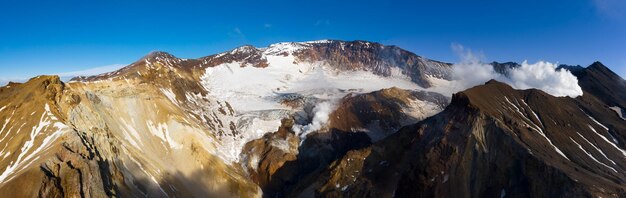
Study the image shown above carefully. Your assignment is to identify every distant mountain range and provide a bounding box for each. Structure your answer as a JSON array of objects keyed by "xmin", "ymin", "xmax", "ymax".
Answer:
[{"xmin": 0, "ymin": 40, "xmax": 624, "ymax": 197}]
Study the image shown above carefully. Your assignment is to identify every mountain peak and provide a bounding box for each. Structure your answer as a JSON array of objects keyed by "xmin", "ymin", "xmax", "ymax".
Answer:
[
  {"xmin": 230, "ymin": 45, "xmax": 258, "ymax": 54},
  {"xmin": 589, "ymin": 61, "xmax": 606, "ymax": 69},
  {"xmin": 450, "ymin": 79, "xmax": 552, "ymax": 115},
  {"xmin": 142, "ymin": 51, "xmax": 178, "ymax": 61},
  {"xmin": 27, "ymin": 75, "xmax": 63, "ymax": 85},
  {"xmin": 302, "ymin": 39, "xmax": 335, "ymax": 44},
  {"xmin": 584, "ymin": 61, "xmax": 623, "ymax": 80},
  {"xmin": 484, "ymin": 79, "xmax": 505, "ymax": 85}
]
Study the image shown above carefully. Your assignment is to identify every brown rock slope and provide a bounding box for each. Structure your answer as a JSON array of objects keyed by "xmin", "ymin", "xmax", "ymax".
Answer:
[
  {"xmin": 299, "ymin": 80, "xmax": 626, "ymax": 197},
  {"xmin": 0, "ymin": 76, "xmax": 79, "ymax": 197}
]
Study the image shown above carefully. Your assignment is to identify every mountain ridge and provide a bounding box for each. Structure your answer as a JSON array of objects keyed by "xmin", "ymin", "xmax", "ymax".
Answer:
[
  {"xmin": 69, "ymin": 40, "xmax": 453, "ymax": 89},
  {"xmin": 0, "ymin": 40, "xmax": 624, "ymax": 197}
]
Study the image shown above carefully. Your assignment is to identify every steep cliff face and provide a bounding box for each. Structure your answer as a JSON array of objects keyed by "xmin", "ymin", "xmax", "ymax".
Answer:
[
  {"xmin": 240, "ymin": 119, "xmax": 300, "ymax": 188},
  {"xmin": 0, "ymin": 76, "xmax": 261, "ymax": 197},
  {"xmin": 292, "ymin": 40, "xmax": 452, "ymax": 88}
]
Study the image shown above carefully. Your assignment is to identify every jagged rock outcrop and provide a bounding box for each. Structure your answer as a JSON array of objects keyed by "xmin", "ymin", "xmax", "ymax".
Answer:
[
  {"xmin": 240, "ymin": 119, "xmax": 300, "ymax": 187},
  {"xmin": 329, "ymin": 87, "xmax": 448, "ymax": 141}
]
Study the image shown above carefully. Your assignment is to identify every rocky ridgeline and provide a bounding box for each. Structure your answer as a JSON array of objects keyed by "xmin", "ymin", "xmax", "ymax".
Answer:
[{"xmin": 0, "ymin": 41, "xmax": 624, "ymax": 197}]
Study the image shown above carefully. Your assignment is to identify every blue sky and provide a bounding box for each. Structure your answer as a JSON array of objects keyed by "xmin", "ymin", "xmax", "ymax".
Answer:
[{"xmin": 1, "ymin": 0, "xmax": 625, "ymax": 83}]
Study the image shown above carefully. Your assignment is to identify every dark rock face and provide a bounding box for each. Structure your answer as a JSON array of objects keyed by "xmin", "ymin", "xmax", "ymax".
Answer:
[
  {"xmin": 373, "ymin": 81, "xmax": 626, "ymax": 197},
  {"xmin": 490, "ymin": 61, "xmax": 520, "ymax": 77},
  {"xmin": 571, "ymin": 62, "xmax": 626, "ymax": 109},
  {"xmin": 294, "ymin": 41, "xmax": 452, "ymax": 88},
  {"xmin": 329, "ymin": 87, "xmax": 449, "ymax": 141},
  {"xmin": 262, "ymin": 80, "xmax": 626, "ymax": 197},
  {"xmin": 357, "ymin": 82, "xmax": 626, "ymax": 197},
  {"xmin": 262, "ymin": 129, "xmax": 372, "ymax": 197},
  {"xmin": 240, "ymin": 119, "xmax": 300, "ymax": 188},
  {"xmin": 200, "ymin": 45, "xmax": 269, "ymax": 68}
]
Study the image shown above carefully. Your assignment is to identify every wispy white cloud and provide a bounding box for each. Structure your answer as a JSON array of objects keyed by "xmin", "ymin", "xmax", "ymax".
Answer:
[
  {"xmin": 0, "ymin": 64, "xmax": 125, "ymax": 86},
  {"xmin": 229, "ymin": 27, "xmax": 246, "ymax": 39},
  {"xmin": 593, "ymin": 0, "xmax": 626, "ymax": 19},
  {"xmin": 0, "ymin": 77, "xmax": 26, "ymax": 86},
  {"xmin": 315, "ymin": 19, "xmax": 330, "ymax": 26},
  {"xmin": 54, "ymin": 64, "xmax": 125, "ymax": 78}
]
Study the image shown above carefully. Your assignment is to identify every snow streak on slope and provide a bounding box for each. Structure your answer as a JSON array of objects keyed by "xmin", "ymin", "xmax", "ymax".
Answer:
[
  {"xmin": 0, "ymin": 104, "xmax": 68, "ymax": 184},
  {"xmin": 570, "ymin": 137, "xmax": 617, "ymax": 173}
]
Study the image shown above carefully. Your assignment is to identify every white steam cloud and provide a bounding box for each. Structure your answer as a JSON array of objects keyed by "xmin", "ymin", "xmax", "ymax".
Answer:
[
  {"xmin": 292, "ymin": 101, "xmax": 336, "ymax": 140},
  {"xmin": 507, "ymin": 61, "xmax": 583, "ymax": 97},
  {"xmin": 449, "ymin": 44, "xmax": 583, "ymax": 97}
]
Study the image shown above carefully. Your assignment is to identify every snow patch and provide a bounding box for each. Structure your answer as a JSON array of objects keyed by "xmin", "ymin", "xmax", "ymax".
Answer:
[
  {"xmin": 146, "ymin": 120, "xmax": 183, "ymax": 150},
  {"xmin": 269, "ymin": 138, "xmax": 292, "ymax": 153},
  {"xmin": 160, "ymin": 88, "xmax": 179, "ymax": 105},
  {"xmin": 119, "ymin": 119, "xmax": 142, "ymax": 148},
  {"xmin": 609, "ymin": 106, "xmax": 625, "ymax": 120},
  {"xmin": 249, "ymin": 154, "xmax": 260, "ymax": 171}
]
